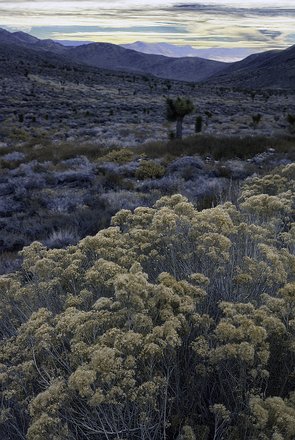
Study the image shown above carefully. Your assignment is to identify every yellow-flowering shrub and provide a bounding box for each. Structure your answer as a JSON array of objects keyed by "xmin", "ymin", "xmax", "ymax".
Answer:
[
  {"xmin": 0, "ymin": 165, "xmax": 294, "ymax": 439},
  {"xmin": 135, "ymin": 160, "xmax": 165, "ymax": 180}
]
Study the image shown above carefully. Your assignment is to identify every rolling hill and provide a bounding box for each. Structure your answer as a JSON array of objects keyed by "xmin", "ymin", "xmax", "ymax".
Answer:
[{"xmin": 209, "ymin": 45, "xmax": 295, "ymax": 89}]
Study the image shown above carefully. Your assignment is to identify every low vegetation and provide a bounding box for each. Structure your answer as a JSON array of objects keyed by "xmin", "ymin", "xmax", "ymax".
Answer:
[
  {"xmin": 139, "ymin": 134, "xmax": 295, "ymax": 160},
  {"xmin": 0, "ymin": 164, "xmax": 294, "ymax": 439},
  {"xmin": 0, "ymin": 134, "xmax": 293, "ymax": 274}
]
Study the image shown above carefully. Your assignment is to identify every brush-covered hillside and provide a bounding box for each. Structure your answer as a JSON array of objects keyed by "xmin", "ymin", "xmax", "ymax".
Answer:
[{"xmin": 209, "ymin": 45, "xmax": 295, "ymax": 89}]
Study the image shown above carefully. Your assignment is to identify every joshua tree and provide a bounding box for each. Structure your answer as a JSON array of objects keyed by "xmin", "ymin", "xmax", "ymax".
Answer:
[
  {"xmin": 195, "ymin": 115, "xmax": 203, "ymax": 133},
  {"xmin": 250, "ymin": 91, "xmax": 256, "ymax": 102},
  {"xmin": 287, "ymin": 114, "xmax": 295, "ymax": 134},
  {"xmin": 166, "ymin": 97, "xmax": 194, "ymax": 139},
  {"xmin": 252, "ymin": 113, "xmax": 262, "ymax": 130}
]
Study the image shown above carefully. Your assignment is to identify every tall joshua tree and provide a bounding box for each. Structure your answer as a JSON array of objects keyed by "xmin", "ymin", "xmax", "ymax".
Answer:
[{"xmin": 166, "ymin": 97, "xmax": 194, "ymax": 139}]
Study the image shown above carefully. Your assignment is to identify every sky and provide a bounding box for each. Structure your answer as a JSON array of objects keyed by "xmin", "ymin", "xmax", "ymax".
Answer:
[{"xmin": 1, "ymin": 0, "xmax": 295, "ymax": 50}]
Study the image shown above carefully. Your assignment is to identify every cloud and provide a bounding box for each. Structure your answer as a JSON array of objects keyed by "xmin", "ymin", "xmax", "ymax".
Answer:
[
  {"xmin": 259, "ymin": 29, "xmax": 282, "ymax": 40},
  {"xmin": 0, "ymin": 1, "xmax": 294, "ymax": 49},
  {"xmin": 174, "ymin": 3, "xmax": 295, "ymax": 16}
]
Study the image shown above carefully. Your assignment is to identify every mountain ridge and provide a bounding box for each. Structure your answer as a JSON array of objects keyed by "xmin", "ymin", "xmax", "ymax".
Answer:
[
  {"xmin": 0, "ymin": 28, "xmax": 294, "ymax": 88},
  {"xmin": 66, "ymin": 42, "xmax": 229, "ymax": 82},
  {"xmin": 0, "ymin": 29, "xmax": 229, "ymax": 83}
]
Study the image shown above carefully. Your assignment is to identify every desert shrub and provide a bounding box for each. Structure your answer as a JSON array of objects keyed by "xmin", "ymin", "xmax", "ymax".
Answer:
[
  {"xmin": 0, "ymin": 252, "xmax": 21, "ymax": 275},
  {"xmin": 0, "ymin": 229, "xmax": 28, "ymax": 252},
  {"xmin": 0, "ymin": 165, "xmax": 294, "ymax": 440},
  {"xmin": 97, "ymin": 160, "xmax": 138, "ymax": 180},
  {"xmin": 100, "ymin": 190, "xmax": 154, "ymax": 213},
  {"xmin": 182, "ymin": 176, "xmax": 229, "ymax": 202},
  {"xmin": 135, "ymin": 160, "xmax": 166, "ymax": 180},
  {"xmin": 137, "ymin": 175, "xmax": 181, "ymax": 195},
  {"xmin": 43, "ymin": 228, "xmax": 80, "ymax": 249},
  {"xmin": 22, "ymin": 141, "xmax": 109, "ymax": 163},
  {"xmin": 1, "ymin": 152, "xmax": 25, "ymax": 162},
  {"xmin": 213, "ymin": 163, "xmax": 235, "ymax": 179},
  {"xmin": 140, "ymin": 135, "xmax": 295, "ymax": 161},
  {"xmin": 44, "ymin": 190, "xmax": 87, "ymax": 213},
  {"xmin": 0, "ymin": 158, "xmax": 23, "ymax": 170},
  {"xmin": 167, "ymin": 156, "xmax": 205, "ymax": 180},
  {"xmin": 100, "ymin": 169, "xmax": 128, "ymax": 190},
  {"xmin": 99, "ymin": 148, "xmax": 134, "ymax": 165},
  {"xmin": 213, "ymin": 160, "xmax": 252, "ymax": 180}
]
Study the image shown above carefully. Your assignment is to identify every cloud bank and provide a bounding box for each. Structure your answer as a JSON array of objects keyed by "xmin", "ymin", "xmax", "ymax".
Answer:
[{"xmin": 0, "ymin": 1, "xmax": 294, "ymax": 50}]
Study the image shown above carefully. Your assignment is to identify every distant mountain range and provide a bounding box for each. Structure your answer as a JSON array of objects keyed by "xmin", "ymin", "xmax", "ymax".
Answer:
[
  {"xmin": 0, "ymin": 28, "xmax": 228, "ymax": 83},
  {"xmin": 121, "ymin": 42, "xmax": 257, "ymax": 63},
  {"xmin": 52, "ymin": 40, "xmax": 257, "ymax": 62},
  {"xmin": 0, "ymin": 28, "xmax": 294, "ymax": 88}
]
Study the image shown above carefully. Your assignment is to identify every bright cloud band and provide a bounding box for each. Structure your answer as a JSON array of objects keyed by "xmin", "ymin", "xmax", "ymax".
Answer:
[{"xmin": 0, "ymin": 1, "xmax": 294, "ymax": 49}]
